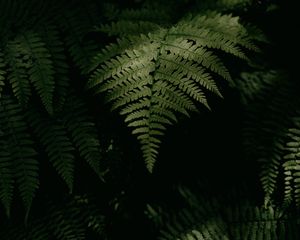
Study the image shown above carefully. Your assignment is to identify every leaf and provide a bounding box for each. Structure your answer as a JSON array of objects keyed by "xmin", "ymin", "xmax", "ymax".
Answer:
[
  {"xmin": 26, "ymin": 107, "xmax": 75, "ymax": 192},
  {"xmin": 0, "ymin": 96, "xmax": 39, "ymax": 214},
  {"xmin": 88, "ymin": 13, "xmax": 258, "ymax": 171}
]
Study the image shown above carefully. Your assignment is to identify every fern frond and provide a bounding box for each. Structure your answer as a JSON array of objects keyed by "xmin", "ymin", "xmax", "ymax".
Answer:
[
  {"xmin": 172, "ymin": 18, "xmax": 249, "ymax": 59},
  {"xmin": 4, "ymin": 39, "xmax": 31, "ymax": 106},
  {"xmin": 6, "ymin": 32, "xmax": 55, "ymax": 114},
  {"xmin": 88, "ymin": 13, "xmax": 258, "ymax": 171},
  {"xmin": 0, "ymin": 96, "xmax": 39, "ymax": 214},
  {"xmin": 236, "ymin": 70, "xmax": 300, "ymax": 207},
  {"xmin": 61, "ymin": 94, "xmax": 103, "ymax": 178},
  {"xmin": 26, "ymin": 107, "xmax": 75, "ymax": 192},
  {"xmin": 99, "ymin": 1, "xmax": 180, "ymax": 36},
  {"xmin": 59, "ymin": 7, "xmax": 99, "ymax": 73},
  {"xmin": 21, "ymin": 32, "xmax": 55, "ymax": 114},
  {"xmin": 0, "ymin": 142, "xmax": 14, "ymax": 217},
  {"xmin": 38, "ymin": 25, "xmax": 69, "ymax": 112},
  {"xmin": 283, "ymin": 119, "xmax": 300, "ymax": 208},
  {"xmin": 99, "ymin": 20, "xmax": 161, "ymax": 37},
  {"xmin": 117, "ymin": 8, "xmax": 172, "ymax": 24},
  {"xmin": 0, "ymin": 51, "xmax": 5, "ymax": 97},
  {"xmin": 162, "ymin": 38, "xmax": 231, "ymax": 81},
  {"xmin": 51, "ymin": 209, "xmax": 85, "ymax": 240},
  {"xmin": 152, "ymin": 184, "xmax": 300, "ymax": 240},
  {"xmin": 196, "ymin": 0, "xmax": 252, "ymax": 12},
  {"xmin": 1, "ymin": 195, "xmax": 106, "ymax": 240}
]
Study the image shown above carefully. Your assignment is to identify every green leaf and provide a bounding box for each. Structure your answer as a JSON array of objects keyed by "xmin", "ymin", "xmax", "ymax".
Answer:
[
  {"xmin": 88, "ymin": 12, "xmax": 258, "ymax": 171},
  {"xmin": 0, "ymin": 96, "xmax": 39, "ymax": 214}
]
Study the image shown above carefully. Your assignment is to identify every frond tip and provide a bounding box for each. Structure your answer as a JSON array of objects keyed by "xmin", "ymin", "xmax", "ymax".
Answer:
[{"xmin": 88, "ymin": 12, "xmax": 259, "ymax": 172}]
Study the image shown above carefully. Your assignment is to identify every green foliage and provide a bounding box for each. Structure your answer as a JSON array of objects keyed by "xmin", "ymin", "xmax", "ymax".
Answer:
[
  {"xmin": 27, "ymin": 106, "xmax": 76, "ymax": 192},
  {"xmin": 1, "ymin": 195, "xmax": 106, "ymax": 240},
  {"xmin": 283, "ymin": 117, "xmax": 300, "ymax": 208},
  {"xmin": 0, "ymin": 96, "xmax": 39, "ymax": 216},
  {"xmin": 0, "ymin": 0, "xmax": 104, "ymax": 216},
  {"xmin": 0, "ymin": 0, "xmax": 100, "ymax": 113},
  {"xmin": 148, "ymin": 184, "xmax": 300, "ymax": 240},
  {"xmin": 88, "ymin": 9, "xmax": 259, "ymax": 171},
  {"xmin": 58, "ymin": 5, "xmax": 100, "ymax": 73},
  {"xmin": 236, "ymin": 70, "xmax": 300, "ymax": 208},
  {"xmin": 0, "ymin": 51, "xmax": 5, "ymax": 97},
  {"xmin": 60, "ymin": 94, "xmax": 103, "ymax": 178},
  {"xmin": 0, "ymin": 93, "xmax": 104, "ymax": 216},
  {"xmin": 0, "ymin": 0, "xmax": 297, "ymax": 239},
  {"xmin": 195, "ymin": 0, "xmax": 252, "ymax": 12}
]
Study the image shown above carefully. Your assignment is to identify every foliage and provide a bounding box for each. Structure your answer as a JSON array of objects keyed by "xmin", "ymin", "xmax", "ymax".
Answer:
[
  {"xmin": 236, "ymin": 70, "xmax": 300, "ymax": 208},
  {"xmin": 147, "ymin": 184, "xmax": 300, "ymax": 240},
  {"xmin": 88, "ymin": 7, "xmax": 260, "ymax": 171},
  {"xmin": 0, "ymin": 195, "xmax": 106, "ymax": 240},
  {"xmin": 0, "ymin": 0, "xmax": 104, "ymax": 216},
  {"xmin": 0, "ymin": 0, "xmax": 297, "ymax": 239}
]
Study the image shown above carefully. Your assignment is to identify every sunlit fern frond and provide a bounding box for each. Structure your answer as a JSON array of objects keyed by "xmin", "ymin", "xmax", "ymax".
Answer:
[{"xmin": 88, "ymin": 11, "xmax": 260, "ymax": 172}]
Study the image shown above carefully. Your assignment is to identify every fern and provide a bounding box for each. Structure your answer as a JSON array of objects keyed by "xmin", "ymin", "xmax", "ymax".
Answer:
[
  {"xmin": 283, "ymin": 116, "xmax": 300, "ymax": 208},
  {"xmin": 0, "ymin": 95, "xmax": 39, "ymax": 216},
  {"xmin": 0, "ymin": 0, "xmax": 105, "ymax": 214},
  {"xmin": 25, "ymin": 93, "xmax": 104, "ymax": 192},
  {"xmin": 0, "ymin": 0, "xmax": 101, "ymax": 113},
  {"xmin": 0, "ymin": 51, "xmax": 5, "ymax": 97},
  {"xmin": 149, "ymin": 184, "xmax": 300, "ymax": 240},
  {"xmin": 61, "ymin": 94, "xmax": 103, "ymax": 178},
  {"xmin": 59, "ymin": 5, "xmax": 100, "ymax": 73},
  {"xmin": 195, "ymin": 0, "xmax": 252, "ymax": 12},
  {"xmin": 99, "ymin": 7, "xmax": 172, "ymax": 37},
  {"xmin": 38, "ymin": 25, "xmax": 70, "ymax": 112},
  {"xmin": 26, "ymin": 107, "xmax": 75, "ymax": 192},
  {"xmin": 88, "ymin": 11, "xmax": 259, "ymax": 172},
  {"xmin": 0, "ymin": 195, "xmax": 106, "ymax": 240},
  {"xmin": 0, "ymin": 142, "xmax": 13, "ymax": 217},
  {"xmin": 21, "ymin": 32, "xmax": 55, "ymax": 114},
  {"xmin": 5, "ymin": 32, "xmax": 55, "ymax": 114},
  {"xmin": 236, "ymin": 70, "xmax": 300, "ymax": 207},
  {"xmin": 4, "ymin": 39, "xmax": 31, "ymax": 106}
]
